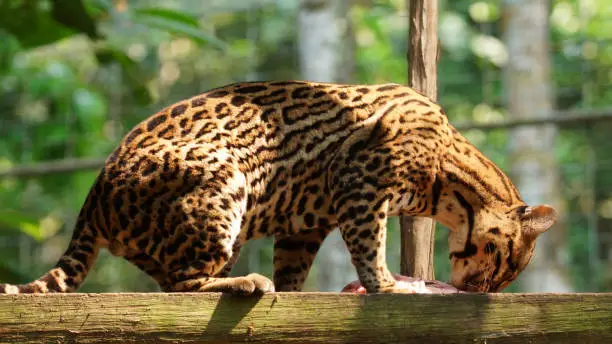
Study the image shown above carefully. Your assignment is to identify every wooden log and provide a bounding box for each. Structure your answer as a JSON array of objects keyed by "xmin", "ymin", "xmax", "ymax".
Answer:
[
  {"xmin": 400, "ymin": 0, "xmax": 438, "ymax": 280},
  {"xmin": 1, "ymin": 293, "xmax": 611, "ymax": 343}
]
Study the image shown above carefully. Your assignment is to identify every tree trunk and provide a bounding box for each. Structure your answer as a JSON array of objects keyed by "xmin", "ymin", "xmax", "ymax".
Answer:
[
  {"xmin": 298, "ymin": 0, "xmax": 357, "ymax": 291},
  {"xmin": 503, "ymin": 0, "xmax": 572, "ymax": 292},
  {"xmin": 298, "ymin": 0, "xmax": 354, "ymax": 83},
  {"xmin": 400, "ymin": 0, "xmax": 438, "ymax": 280}
]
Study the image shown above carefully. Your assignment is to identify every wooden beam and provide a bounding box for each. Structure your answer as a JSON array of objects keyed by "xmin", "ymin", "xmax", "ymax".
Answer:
[
  {"xmin": 1, "ymin": 293, "xmax": 611, "ymax": 343},
  {"xmin": 401, "ymin": 0, "xmax": 438, "ymax": 280}
]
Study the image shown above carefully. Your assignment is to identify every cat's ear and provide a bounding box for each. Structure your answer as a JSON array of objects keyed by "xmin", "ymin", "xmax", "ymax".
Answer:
[{"xmin": 520, "ymin": 205, "xmax": 557, "ymax": 239}]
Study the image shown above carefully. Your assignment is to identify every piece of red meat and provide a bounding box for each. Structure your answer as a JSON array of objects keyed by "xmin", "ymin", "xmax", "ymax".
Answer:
[{"xmin": 341, "ymin": 274, "xmax": 464, "ymax": 294}]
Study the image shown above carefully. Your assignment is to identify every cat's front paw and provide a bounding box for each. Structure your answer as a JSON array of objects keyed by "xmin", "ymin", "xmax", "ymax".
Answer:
[
  {"xmin": 191, "ymin": 274, "xmax": 275, "ymax": 295},
  {"xmin": 225, "ymin": 273, "xmax": 275, "ymax": 295},
  {"xmin": 245, "ymin": 273, "xmax": 275, "ymax": 294}
]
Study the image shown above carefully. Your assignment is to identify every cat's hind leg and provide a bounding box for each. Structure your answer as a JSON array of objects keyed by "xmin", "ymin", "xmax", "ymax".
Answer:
[{"xmin": 164, "ymin": 185, "xmax": 273, "ymax": 295}]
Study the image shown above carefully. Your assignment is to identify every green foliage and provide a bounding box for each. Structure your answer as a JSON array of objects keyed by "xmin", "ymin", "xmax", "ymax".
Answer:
[
  {"xmin": 0, "ymin": 0, "xmax": 230, "ymax": 289},
  {"xmin": 0, "ymin": 210, "xmax": 47, "ymax": 242},
  {"xmin": 131, "ymin": 7, "xmax": 228, "ymax": 49},
  {"xmin": 0, "ymin": 0, "xmax": 95, "ymax": 49}
]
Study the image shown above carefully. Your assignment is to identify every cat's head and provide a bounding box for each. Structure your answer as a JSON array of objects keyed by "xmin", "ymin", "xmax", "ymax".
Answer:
[{"xmin": 446, "ymin": 203, "xmax": 557, "ymax": 292}]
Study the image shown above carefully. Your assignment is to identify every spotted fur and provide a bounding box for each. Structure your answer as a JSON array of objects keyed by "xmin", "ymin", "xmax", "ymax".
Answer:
[{"xmin": 0, "ymin": 81, "xmax": 557, "ymax": 294}]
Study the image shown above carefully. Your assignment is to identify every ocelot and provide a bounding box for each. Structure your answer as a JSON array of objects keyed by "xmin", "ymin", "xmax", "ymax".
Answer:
[{"xmin": 0, "ymin": 81, "xmax": 557, "ymax": 294}]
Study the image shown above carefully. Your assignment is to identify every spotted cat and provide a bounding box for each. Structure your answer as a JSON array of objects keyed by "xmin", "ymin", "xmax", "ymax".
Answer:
[{"xmin": 0, "ymin": 81, "xmax": 557, "ymax": 294}]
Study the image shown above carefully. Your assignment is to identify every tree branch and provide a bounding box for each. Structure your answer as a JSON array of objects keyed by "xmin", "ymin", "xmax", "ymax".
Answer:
[
  {"xmin": 0, "ymin": 157, "xmax": 105, "ymax": 178},
  {"xmin": 453, "ymin": 107, "xmax": 612, "ymax": 131},
  {"xmin": 1, "ymin": 108, "xmax": 611, "ymax": 179}
]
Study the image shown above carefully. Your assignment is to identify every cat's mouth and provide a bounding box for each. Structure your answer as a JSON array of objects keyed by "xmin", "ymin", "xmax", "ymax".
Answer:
[{"xmin": 454, "ymin": 271, "xmax": 491, "ymax": 292}]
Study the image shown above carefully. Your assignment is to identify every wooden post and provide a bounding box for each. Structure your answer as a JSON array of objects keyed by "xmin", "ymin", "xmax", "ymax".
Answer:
[{"xmin": 400, "ymin": 0, "xmax": 438, "ymax": 279}]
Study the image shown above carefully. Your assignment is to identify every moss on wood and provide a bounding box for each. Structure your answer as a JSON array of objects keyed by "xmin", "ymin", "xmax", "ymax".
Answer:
[{"xmin": 0, "ymin": 293, "xmax": 611, "ymax": 343}]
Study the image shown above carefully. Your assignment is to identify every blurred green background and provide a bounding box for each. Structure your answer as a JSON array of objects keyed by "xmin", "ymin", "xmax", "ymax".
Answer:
[{"xmin": 0, "ymin": 0, "xmax": 611, "ymax": 293}]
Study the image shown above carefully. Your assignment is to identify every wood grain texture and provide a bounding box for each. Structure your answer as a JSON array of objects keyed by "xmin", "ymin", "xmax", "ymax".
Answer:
[
  {"xmin": 1, "ymin": 293, "xmax": 611, "ymax": 343},
  {"xmin": 401, "ymin": 0, "xmax": 439, "ymax": 280}
]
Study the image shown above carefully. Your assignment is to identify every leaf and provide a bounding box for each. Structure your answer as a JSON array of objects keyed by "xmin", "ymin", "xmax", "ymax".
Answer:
[
  {"xmin": 50, "ymin": 0, "xmax": 101, "ymax": 40},
  {"xmin": 133, "ymin": 7, "xmax": 200, "ymax": 28},
  {"xmin": 0, "ymin": 209, "xmax": 45, "ymax": 241},
  {"xmin": 0, "ymin": 0, "xmax": 100, "ymax": 49},
  {"xmin": 0, "ymin": 8, "xmax": 73, "ymax": 48},
  {"xmin": 72, "ymin": 88, "xmax": 107, "ymax": 120},
  {"xmin": 0, "ymin": 29, "xmax": 21, "ymax": 73},
  {"xmin": 131, "ymin": 7, "xmax": 227, "ymax": 50},
  {"xmin": 94, "ymin": 45, "xmax": 153, "ymax": 105},
  {"xmin": 0, "ymin": 263, "xmax": 29, "ymax": 284}
]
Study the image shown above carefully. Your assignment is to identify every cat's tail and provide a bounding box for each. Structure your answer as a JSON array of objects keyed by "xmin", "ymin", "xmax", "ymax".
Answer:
[{"xmin": 0, "ymin": 201, "xmax": 102, "ymax": 294}]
